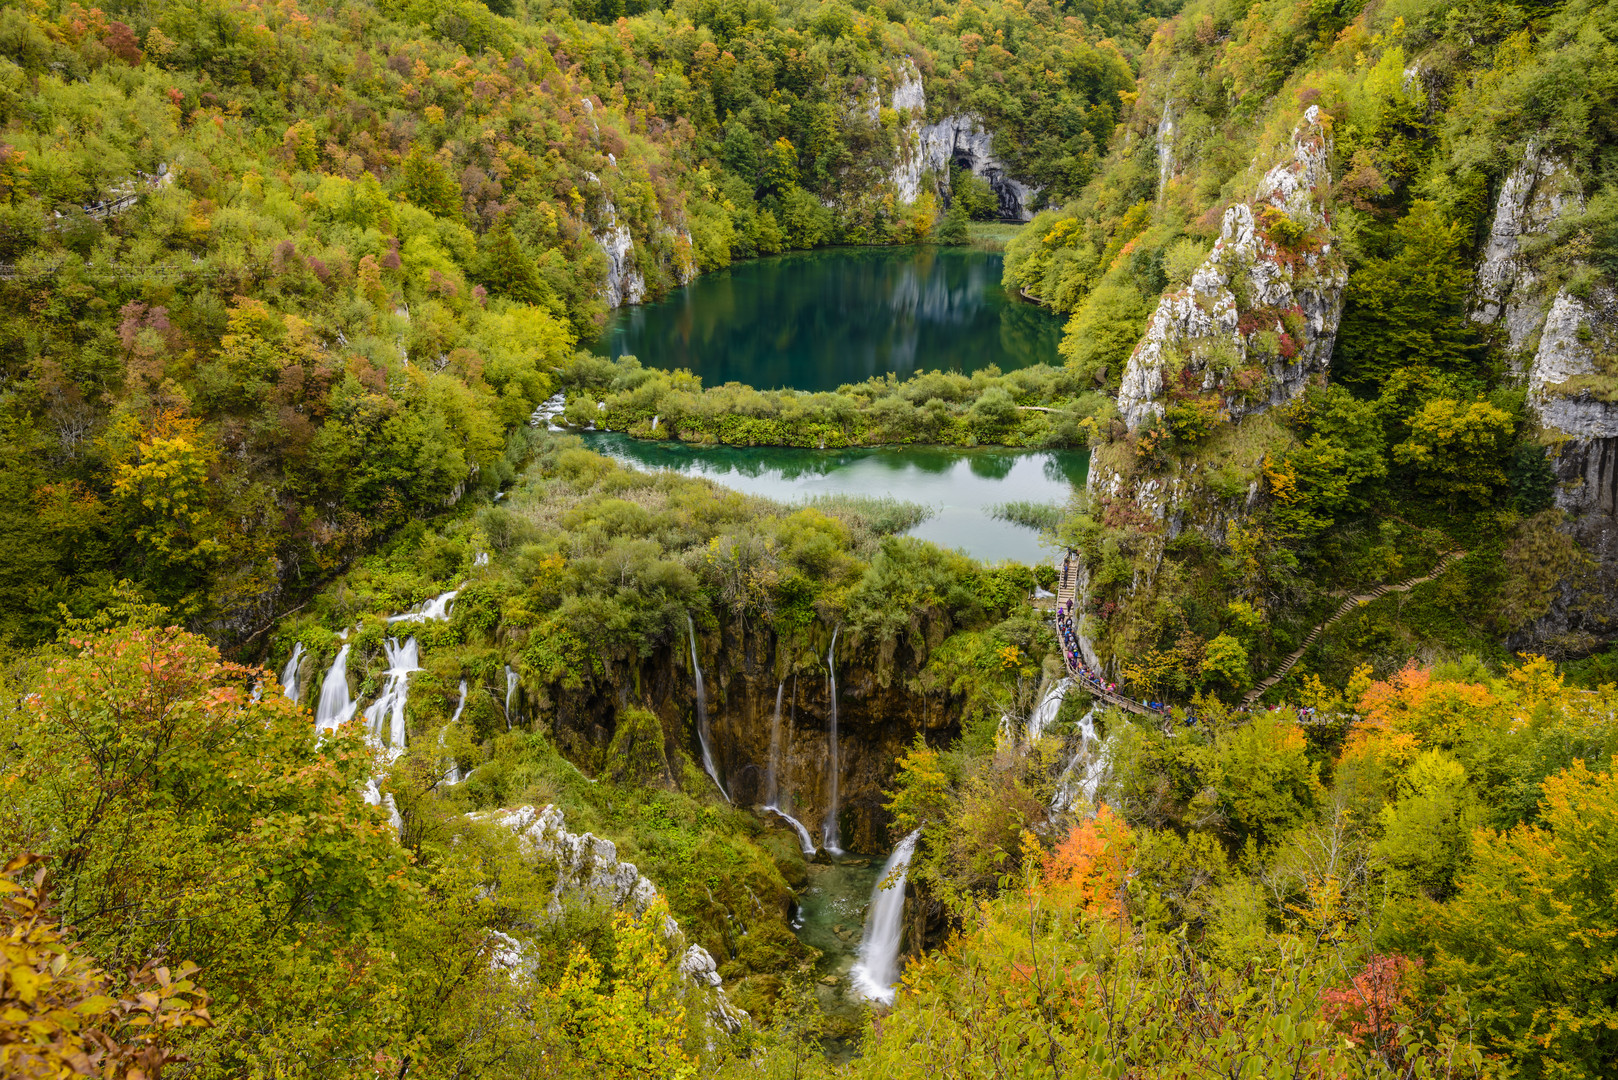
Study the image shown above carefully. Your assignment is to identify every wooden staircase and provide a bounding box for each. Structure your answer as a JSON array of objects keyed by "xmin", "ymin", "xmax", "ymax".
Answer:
[{"xmin": 1240, "ymin": 551, "xmax": 1466, "ymax": 707}]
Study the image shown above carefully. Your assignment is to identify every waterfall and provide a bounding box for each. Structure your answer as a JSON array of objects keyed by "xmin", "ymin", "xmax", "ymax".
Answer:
[
  {"xmin": 280, "ymin": 642, "xmax": 305, "ymax": 701},
  {"xmin": 1025, "ymin": 678, "xmax": 1071, "ymax": 743},
  {"xmin": 766, "ymin": 807, "xmax": 817, "ymax": 856},
  {"xmin": 761, "ymin": 682, "xmax": 815, "ymax": 854},
  {"xmin": 849, "ymin": 829, "xmax": 923, "ymax": 1004},
  {"xmin": 389, "ymin": 589, "xmax": 458, "ymax": 624},
  {"xmin": 504, "ymin": 665, "xmax": 518, "ymax": 730},
  {"xmin": 765, "ymin": 681, "xmax": 784, "ymax": 804},
  {"xmin": 362, "ymin": 637, "xmax": 420, "ymax": 751},
  {"xmin": 686, "ymin": 614, "xmax": 728, "ymax": 801},
  {"xmin": 1051, "ymin": 708, "xmax": 1110, "ymax": 815},
  {"xmin": 314, "ymin": 645, "xmax": 357, "ymax": 736},
  {"xmin": 823, "ymin": 627, "xmax": 842, "ymax": 853},
  {"xmin": 441, "ymin": 678, "xmax": 468, "ymax": 785}
]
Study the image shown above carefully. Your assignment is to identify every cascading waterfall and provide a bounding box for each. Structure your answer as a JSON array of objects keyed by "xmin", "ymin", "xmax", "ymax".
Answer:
[
  {"xmin": 281, "ymin": 642, "xmax": 305, "ymax": 702},
  {"xmin": 314, "ymin": 645, "xmax": 357, "ymax": 735},
  {"xmin": 686, "ymin": 614, "xmax": 729, "ymax": 801},
  {"xmin": 389, "ymin": 589, "xmax": 458, "ymax": 624},
  {"xmin": 849, "ymin": 829, "xmax": 923, "ymax": 1004},
  {"xmin": 1025, "ymin": 678, "xmax": 1071, "ymax": 743},
  {"xmin": 822, "ymin": 627, "xmax": 842, "ymax": 853},
  {"xmin": 362, "ymin": 637, "xmax": 420, "ymax": 752},
  {"xmin": 1051, "ymin": 708, "xmax": 1109, "ymax": 815},
  {"xmin": 440, "ymin": 678, "xmax": 468, "ymax": 785}
]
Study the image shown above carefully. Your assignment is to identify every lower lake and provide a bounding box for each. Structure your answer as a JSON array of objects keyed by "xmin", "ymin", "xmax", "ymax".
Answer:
[
  {"xmin": 586, "ymin": 434, "xmax": 1087, "ymax": 565},
  {"xmin": 595, "ymin": 245, "xmax": 1062, "ymax": 393}
]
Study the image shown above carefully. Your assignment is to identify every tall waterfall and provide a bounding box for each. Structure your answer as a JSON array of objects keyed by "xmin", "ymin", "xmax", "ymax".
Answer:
[
  {"xmin": 849, "ymin": 829, "xmax": 923, "ymax": 1004},
  {"xmin": 441, "ymin": 678, "xmax": 468, "ymax": 785},
  {"xmin": 763, "ymin": 681, "xmax": 815, "ymax": 854},
  {"xmin": 280, "ymin": 642, "xmax": 305, "ymax": 702},
  {"xmin": 281, "ymin": 641, "xmax": 305, "ymax": 702},
  {"xmin": 765, "ymin": 681, "xmax": 784, "ymax": 804},
  {"xmin": 823, "ymin": 627, "xmax": 842, "ymax": 853},
  {"xmin": 503, "ymin": 665, "xmax": 518, "ymax": 730},
  {"xmin": 1051, "ymin": 708, "xmax": 1109, "ymax": 814},
  {"xmin": 686, "ymin": 614, "xmax": 728, "ymax": 801},
  {"xmin": 314, "ymin": 645, "xmax": 357, "ymax": 735},
  {"xmin": 1025, "ymin": 678, "xmax": 1071, "ymax": 743},
  {"xmin": 362, "ymin": 637, "xmax": 420, "ymax": 751}
]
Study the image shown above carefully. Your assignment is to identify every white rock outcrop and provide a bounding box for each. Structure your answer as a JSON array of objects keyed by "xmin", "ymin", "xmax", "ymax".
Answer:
[
  {"xmin": 1528, "ymin": 286, "xmax": 1618, "ymax": 440},
  {"xmin": 1472, "ymin": 143, "xmax": 1584, "ymax": 360},
  {"xmin": 1115, "ymin": 106, "xmax": 1346, "ymax": 432},
  {"xmin": 485, "ymin": 804, "xmax": 748, "ymax": 1031},
  {"xmin": 594, "ymin": 202, "xmax": 646, "ymax": 309},
  {"xmin": 884, "ymin": 60, "xmax": 1040, "ymax": 218}
]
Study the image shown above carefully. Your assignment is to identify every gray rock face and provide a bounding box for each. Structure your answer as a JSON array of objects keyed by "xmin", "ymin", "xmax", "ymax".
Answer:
[
  {"xmin": 1517, "ymin": 284, "xmax": 1618, "ymax": 652},
  {"xmin": 918, "ymin": 114, "xmax": 1040, "ymax": 220},
  {"xmin": 1116, "ymin": 106, "xmax": 1346, "ymax": 432},
  {"xmin": 594, "ymin": 203, "xmax": 646, "ymax": 309},
  {"xmin": 1472, "ymin": 144, "xmax": 1584, "ymax": 361},
  {"xmin": 1529, "ymin": 287, "xmax": 1618, "ymax": 439}
]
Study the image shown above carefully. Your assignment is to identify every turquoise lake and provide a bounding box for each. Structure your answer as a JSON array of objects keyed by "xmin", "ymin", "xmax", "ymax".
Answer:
[{"xmin": 595, "ymin": 245, "xmax": 1063, "ymax": 392}]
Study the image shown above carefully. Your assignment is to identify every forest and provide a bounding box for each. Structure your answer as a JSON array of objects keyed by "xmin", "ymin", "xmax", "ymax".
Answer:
[{"xmin": 2, "ymin": 0, "xmax": 1618, "ymax": 1075}]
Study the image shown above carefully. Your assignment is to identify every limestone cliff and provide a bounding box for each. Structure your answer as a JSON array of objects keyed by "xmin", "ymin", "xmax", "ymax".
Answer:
[
  {"xmin": 486, "ymin": 803, "xmax": 748, "ymax": 1032},
  {"xmin": 1471, "ymin": 143, "xmax": 1584, "ymax": 363},
  {"xmin": 1115, "ymin": 106, "xmax": 1346, "ymax": 432},
  {"xmin": 1521, "ymin": 285, "xmax": 1618, "ymax": 650},
  {"xmin": 1074, "ymin": 108, "xmax": 1344, "ymax": 670},
  {"xmin": 584, "ymin": 172, "xmax": 697, "ymax": 309},
  {"xmin": 885, "ymin": 60, "xmax": 1040, "ymax": 219}
]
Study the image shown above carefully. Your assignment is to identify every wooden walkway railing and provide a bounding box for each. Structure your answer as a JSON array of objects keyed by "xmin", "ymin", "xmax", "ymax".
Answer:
[{"xmin": 1240, "ymin": 551, "xmax": 1466, "ymax": 706}]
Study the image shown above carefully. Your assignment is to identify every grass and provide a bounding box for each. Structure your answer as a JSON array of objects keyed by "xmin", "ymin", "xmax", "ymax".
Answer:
[
  {"xmin": 990, "ymin": 500, "xmax": 1063, "ymax": 531},
  {"xmin": 968, "ymin": 222, "xmax": 1028, "ymax": 252},
  {"xmin": 798, "ymin": 493, "xmax": 936, "ymax": 535}
]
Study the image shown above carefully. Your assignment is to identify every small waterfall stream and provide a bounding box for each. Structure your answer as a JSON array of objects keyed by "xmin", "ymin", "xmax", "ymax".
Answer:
[
  {"xmin": 280, "ymin": 642, "xmax": 305, "ymax": 702},
  {"xmin": 848, "ymin": 829, "xmax": 922, "ymax": 1004},
  {"xmin": 440, "ymin": 678, "xmax": 468, "ymax": 785},
  {"xmin": 389, "ymin": 588, "xmax": 458, "ymax": 624},
  {"xmin": 823, "ymin": 626, "xmax": 842, "ymax": 853},
  {"xmin": 1025, "ymin": 677, "xmax": 1071, "ymax": 743},
  {"xmin": 314, "ymin": 645, "xmax": 357, "ymax": 735},
  {"xmin": 762, "ymin": 683, "xmax": 815, "ymax": 854},
  {"xmin": 1051, "ymin": 708, "xmax": 1109, "ymax": 814},
  {"xmin": 686, "ymin": 614, "xmax": 729, "ymax": 801},
  {"xmin": 503, "ymin": 665, "xmax": 518, "ymax": 730}
]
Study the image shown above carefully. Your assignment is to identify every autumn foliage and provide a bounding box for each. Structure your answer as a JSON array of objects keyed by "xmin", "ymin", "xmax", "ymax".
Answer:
[{"xmin": 0, "ymin": 853, "xmax": 211, "ymax": 1080}]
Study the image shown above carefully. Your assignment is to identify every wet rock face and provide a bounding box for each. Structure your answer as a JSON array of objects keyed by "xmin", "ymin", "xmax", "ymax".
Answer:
[
  {"xmin": 548, "ymin": 623, "xmax": 958, "ymax": 855},
  {"xmin": 1115, "ymin": 106, "xmax": 1346, "ymax": 433},
  {"xmin": 1471, "ymin": 143, "xmax": 1584, "ymax": 361}
]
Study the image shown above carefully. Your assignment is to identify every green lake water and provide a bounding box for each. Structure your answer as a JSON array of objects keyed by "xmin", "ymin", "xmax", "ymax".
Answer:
[
  {"xmin": 595, "ymin": 245, "xmax": 1062, "ymax": 392},
  {"xmin": 587, "ymin": 433, "xmax": 1087, "ymax": 565}
]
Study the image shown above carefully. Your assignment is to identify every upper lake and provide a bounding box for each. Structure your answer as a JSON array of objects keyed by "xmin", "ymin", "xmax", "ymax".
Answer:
[{"xmin": 595, "ymin": 245, "xmax": 1063, "ymax": 392}]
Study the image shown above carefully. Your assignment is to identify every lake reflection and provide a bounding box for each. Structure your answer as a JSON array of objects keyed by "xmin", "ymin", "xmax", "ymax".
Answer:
[
  {"xmin": 596, "ymin": 246, "xmax": 1062, "ymax": 392},
  {"xmin": 588, "ymin": 434, "xmax": 1087, "ymax": 564}
]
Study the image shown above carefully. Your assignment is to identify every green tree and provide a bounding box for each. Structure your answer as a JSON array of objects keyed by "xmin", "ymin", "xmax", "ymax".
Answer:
[
  {"xmin": 1335, "ymin": 202, "xmax": 1482, "ymax": 389},
  {"xmin": 1421, "ymin": 761, "xmax": 1618, "ymax": 1078}
]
